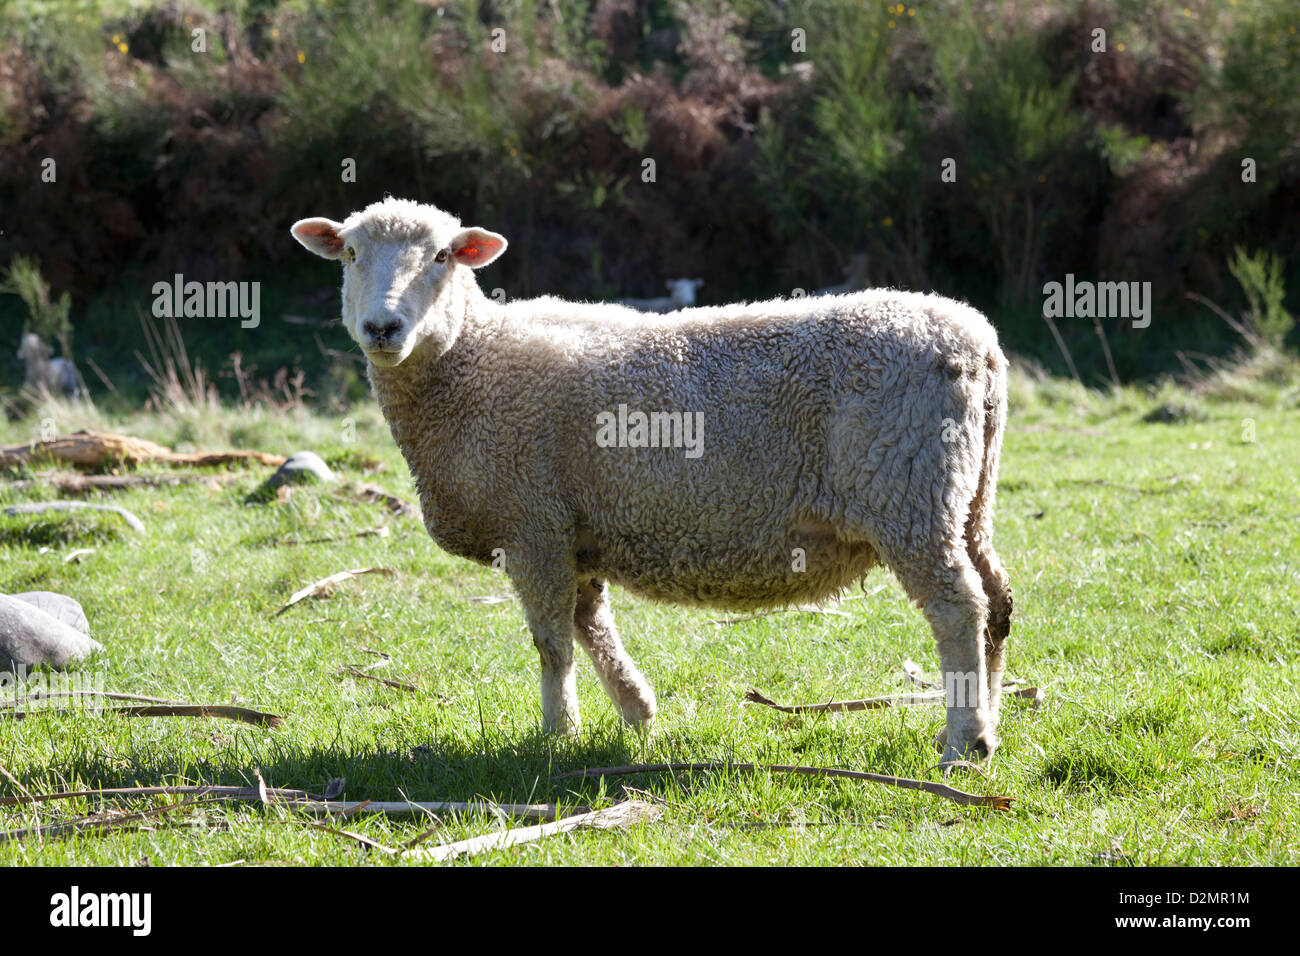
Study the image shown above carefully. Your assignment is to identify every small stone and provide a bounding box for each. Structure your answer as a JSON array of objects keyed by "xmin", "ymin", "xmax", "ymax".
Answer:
[{"xmin": 266, "ymin": 451, "xmax": 335, "ymax": 488}]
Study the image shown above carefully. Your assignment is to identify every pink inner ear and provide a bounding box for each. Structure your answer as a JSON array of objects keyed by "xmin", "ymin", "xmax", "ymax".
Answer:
[
  {"xmin": 299, "ymin": 222, "xmax": 343, "ymax": 253},
  {"xmin": 454, "ymin": 234, "xmax": 503, "ymax": 264}
]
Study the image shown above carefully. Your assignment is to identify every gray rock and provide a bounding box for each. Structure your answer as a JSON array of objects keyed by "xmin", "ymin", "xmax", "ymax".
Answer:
[
  {"xmin": 0, "ymin": 593, "xmax": 102, "ymax": 674},
  {"xmin": 10, "ymin": 592, "xmax": 90, "ymax": 636},
  {"xmin": 266, "ymin": 451, "xmax": 335, "ymax": 488}
]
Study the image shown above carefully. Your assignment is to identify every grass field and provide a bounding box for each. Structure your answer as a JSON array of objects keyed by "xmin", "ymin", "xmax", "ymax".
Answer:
[{"xmin": 1, "ymin": 361, "xmax": 1297, "ymax": 866}]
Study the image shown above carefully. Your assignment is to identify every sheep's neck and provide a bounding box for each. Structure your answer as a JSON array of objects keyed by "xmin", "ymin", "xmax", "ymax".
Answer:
[{"xmin": 365, "ymin": 279, "xmax": 504, "ymax": 562}]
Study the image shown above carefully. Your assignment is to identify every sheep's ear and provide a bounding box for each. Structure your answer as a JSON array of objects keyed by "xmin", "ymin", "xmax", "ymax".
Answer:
[
  {"xmin": 450, "ymin": 228, "xmax": 507, "ymax": 268},
  {"xmin": 291, "ymin": 218, "xmax": 347, "ymax": 259}
]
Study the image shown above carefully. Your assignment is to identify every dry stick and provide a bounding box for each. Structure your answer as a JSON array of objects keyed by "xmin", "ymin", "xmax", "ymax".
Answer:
[
  {"xmin": 0, "ymin": 787, "xmax": 585, "ymax": 823},
  {"xmin": 745, "ymin": 687, "xmax": 944, "ymax": 713},
  {"xmin": 351, "ymin": 484, "xmax": 418, "ymax": 519},
  {"xmin": 272, "ymin": 567, "xmax": 398, "ymax": 617},
  {"xmin": 5, "ymin": 472, "xmax": 244, "ymax": 495},
  {"xmin": 0, "ymin": 784, "xmax": 326, "ymax": 808},
  {"xmin": 337, "ymin": 665, "xmax": 418, "ymax": 693},
  {"xmin": 1092, "ymin": 315, "xmax": 1121, "ymax": 390},
  {"xmin": 4, "ymin": 500, "xmax": 145, "ymax": 533},
  {"xmin": 0, "ymin": 795, "xmax": 227, "ymax": 844},
  {"xmin": 403, "ymin": 800, "xmax": 665, "ymax": 862},
  {"xmin": 1040, "ymin": 311, "xmax": 1082, "ymax": 385},
  {"xmin": 552, "ymin": 763, "xmax": 1013, "ymax": 811},
  {"xmin": 83, "ymin": 357, "xmax": 122, "ymax": 399},
  {"xmin": 0, "ymin": 693, "xmax": 283, "ymax": 728},
  {"xmin": 275, "ymin": 527, "xmax": 390, "ymax": 547},
  {"xmin": 285, "ymin": 800, "xmax": 583, "ymax": 822},
  {"xmin": 0, "ymin": 760, "xmax": 44, "ymax": 848},
  {"xmin": 1186, "ymin": 291, "xmax": 1259, "ymax": 346}
]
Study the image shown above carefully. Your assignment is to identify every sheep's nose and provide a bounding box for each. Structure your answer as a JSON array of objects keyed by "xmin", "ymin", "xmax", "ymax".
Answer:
[{"xmin": 362, "ymin": 317, "xmax": 401, "ymax": 341}]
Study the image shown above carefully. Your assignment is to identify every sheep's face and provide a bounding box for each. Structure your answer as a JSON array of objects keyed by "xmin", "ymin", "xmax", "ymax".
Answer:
[
  {"xmin": 291, "ymin": 202, "xmax": 506, "ymax": 368},
  {"xmin": 17, "ymin": 333, "xmax": 49, "ymax": 363},
  {"xmin": 665, "ymin": 278, "xmax": 704, "ymax": 305}
]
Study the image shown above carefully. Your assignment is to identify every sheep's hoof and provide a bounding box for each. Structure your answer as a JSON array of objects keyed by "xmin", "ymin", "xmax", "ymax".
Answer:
[
  {"xmin": 619, "ymin": 697, "xmax": 657, "ymax": 732},
  {"xmin": 935, "ymin": 727, "xmax": 996, "ymax": 764}
]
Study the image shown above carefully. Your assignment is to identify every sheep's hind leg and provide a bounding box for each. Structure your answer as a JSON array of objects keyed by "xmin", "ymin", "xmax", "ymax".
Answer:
[
  {"xmin": 511, "ymin": 549, "xmax": 581, "ymax": 734},
  {"xmin": 574, "ymin": 578, "xmax": 657, "ymax": 729},
  {"xmin": 888, "ymin": 550, "xmax": 996, "ymax": 763}
]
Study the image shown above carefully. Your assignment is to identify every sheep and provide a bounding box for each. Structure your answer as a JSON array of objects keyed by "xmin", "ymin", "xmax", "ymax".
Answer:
[
  {"xmin": 16, "ymin": 333, "xmax": 82, "ymax": 398},
  {"xmin": 812, "ymin": 252, "xmax": 871, "ymax": 297},
  {"xmin": 290, "ymin": 198, "xmax": 1014, "ymax": 762},
  {"xmin": 619, "ymin": 277, "xmax": 704, "ymax": 313}
]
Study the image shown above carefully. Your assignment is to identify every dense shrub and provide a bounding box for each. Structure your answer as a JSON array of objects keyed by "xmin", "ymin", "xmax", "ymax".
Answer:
[{"xmin": 0, "ymin": 0, "xmax": 1295, "ymax": 391}]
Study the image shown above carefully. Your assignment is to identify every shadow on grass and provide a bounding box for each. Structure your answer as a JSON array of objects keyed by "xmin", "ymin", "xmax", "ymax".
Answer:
[{"xmin": 5, "ymin": 723, "xmax": 649, "ymax": 808}]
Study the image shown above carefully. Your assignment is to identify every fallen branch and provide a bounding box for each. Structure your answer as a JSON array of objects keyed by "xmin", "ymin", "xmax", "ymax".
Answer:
[
  {"xmin": 337, "ymin": 665, "xmax": 418, "ymax": 693},
  {"xmin": 402, "ymin": 800, "xmax": 664, "ymax": 862},
  {"xmin": 285, "ymin": 800, "xmax": 583, "ymax": 822},
  {"xmin": 3, "ymin": 472, "xmax": 243, "ymax": 495},
  {"xmin": 351, "ymin": 484, "xmax": 419, "ymax": 519},
  {"xmin": 0, "ymin": 784, "xmax": 592, "ymax": 827},
  {"xmin": 745, "ymin": 687, "xmax": 944, "ymax": 714},
  {"xmin": 0, "ymin": 690, "xmax": 283, "ymax": 727},
  {"xmin": 551, "ymin": 763, "xmax": 1013, "ymax": 811},
  {"xmin": 272, "ymin": 568, "xmax": 398, "ymax": 616},
  {"xmin": 0, "ymin": 430, "xmax": 284, "ymax": 471},
  {"xmin": 4, "ymin": 500, "xmax": 145, "ymax": 533},
  {"xmin": 0, "ymin": 783, "xmax": 327, "ymax": 808},
  {"xmin": 0, "ymin": 795, "xmax": 226, "ymax": 844},
  {"xmin": 275, "ymin": 527, "xmax": 390, "ymax": 547}
]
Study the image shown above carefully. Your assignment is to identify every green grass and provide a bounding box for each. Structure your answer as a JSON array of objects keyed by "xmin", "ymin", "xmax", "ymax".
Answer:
[{"xmin": 1, "ymin": 371, "xmax": 1298, "ymax": 866}]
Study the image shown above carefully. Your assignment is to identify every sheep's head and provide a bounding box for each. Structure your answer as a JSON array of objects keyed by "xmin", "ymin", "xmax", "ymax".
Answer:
[
  {"xmin": 17, "ymin": 333, "xmax": 50, "ymax": 363},
  {"xmin": 665, "ymin": 278, "xmax": 704, "ymax": 305},
  {"xmin": 291, "ymin": 198, "xmax": 506, "ymax": 367}
]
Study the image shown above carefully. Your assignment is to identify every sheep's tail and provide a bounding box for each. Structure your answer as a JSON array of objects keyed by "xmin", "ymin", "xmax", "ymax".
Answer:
[{"xmin": 965, "ymin": 349, "xmax": 1012, "ymax": 649}]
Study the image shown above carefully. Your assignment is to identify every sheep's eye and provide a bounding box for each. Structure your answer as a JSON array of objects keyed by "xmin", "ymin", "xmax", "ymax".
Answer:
[
  {"xmin": 435, "ymin": 249, "xmax": 449, "ymax": 263},
  {"xmin": 344, "ymin": 245, "xmax": 357, "ymax": 263}
]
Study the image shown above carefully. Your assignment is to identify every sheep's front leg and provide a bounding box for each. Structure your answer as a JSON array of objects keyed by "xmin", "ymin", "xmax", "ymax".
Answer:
[
  {"xmin": 510, "ymin": 549, "xmax": 580, "ymax": 734},
  {"xmin": 575, "ymin": 578, "xmax": 657, "ymax": 729}
]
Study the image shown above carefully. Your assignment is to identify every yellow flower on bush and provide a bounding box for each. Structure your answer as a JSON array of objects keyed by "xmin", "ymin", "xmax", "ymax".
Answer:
[
  {"xmin": 118, "ymin": 42, "xmax": 128, "ymax": 54},
  {"xmin": 881, "ymin": 217, "xmax": 894, "ymax": 228},
  {"xmin": 297, "ymin": 51, "xmax": 306, "ymax": 64}
]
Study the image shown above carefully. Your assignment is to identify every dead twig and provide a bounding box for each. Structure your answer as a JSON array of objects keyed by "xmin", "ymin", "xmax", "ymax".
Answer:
[
  {"xmin": 351, "ymin": 484, "xmax": 418, "ymax": 519},
  {"xmin": 275, "ymin": 527, "xmax": 390, "ymax": 547},
  {"xmin": 272, "ymin": 567, "xmax": 398, "ymax": 616},
  {"xmin": 337, "ymin": 665, "xmax": 418, "ymax": 693},
  {"xmin": 745, "ymin": 687, "xmax": 943, "ymax": 713},
  {"xmin": 551, "ymin": 763, "xmax": 1013, "ymax": 811},
  {"xmin": 402, "ymin": 800, "xmax": 664, "ymax": 862},
  {"xmin": 0, "ymin": 690, "xmax": 283, "ymax": 727},
  {"xmin": 0, "ymin": 795, "xmax": 227, "ymax": 844},
  {"xmin": 4, "ymin": 500, "xmax": 145, "ymax": 533}
]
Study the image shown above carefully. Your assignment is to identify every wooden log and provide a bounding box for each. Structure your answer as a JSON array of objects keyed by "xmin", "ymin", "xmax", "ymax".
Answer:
[{"xmin": 0, "ymin": 430, "xmax": 285, "ymax": 471}]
